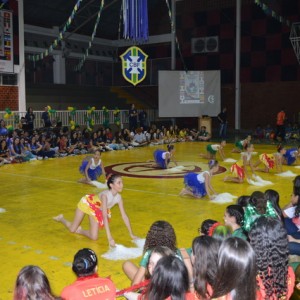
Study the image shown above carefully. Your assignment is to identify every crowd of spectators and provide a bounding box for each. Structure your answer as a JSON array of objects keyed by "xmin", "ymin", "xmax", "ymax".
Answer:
[
  {"xmin": 0, "ymin": 117, "xmax": 213, "ymax": 165},
  {"xmin": 11, "ymin": 176, "xmax": 300, "ymax": 300}
]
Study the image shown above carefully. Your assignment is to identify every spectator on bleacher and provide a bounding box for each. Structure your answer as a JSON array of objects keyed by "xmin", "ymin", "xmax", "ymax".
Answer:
[
  {"xmin": 129, "ymin": 103, "xmax": 138, "ymax": 131},
  {"xmin": 41, "ymin": 106, "xmax": 52, "ymax": 128},
  {"xmin": 14, "ymin": 265, "xmax": 60, "ymax": 300},
  {"xmin": 61, "ymin": 248, "xmax": 116, "ymax": 300},
  {"xmin": 25, "ymin": 107, "xmax": 35, "ymax": 132}
]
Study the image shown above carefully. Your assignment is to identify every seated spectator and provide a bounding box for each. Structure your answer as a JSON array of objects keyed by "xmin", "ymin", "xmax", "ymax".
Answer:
[
  {"xmin": 61, "ymin": 248, "xmax": 116, "ymax": 300},
  {"xmin": 212, "ymin": 237, "xmax": 257, "ymax": 300},
  {"xmin": 223, "ymin": 204, "xmax": 247, "ymax": 240},
  {"xmin": 123, "ymin": 220, "xmax": 192, "ymax": 286},
  {"xmin": 253, "ymin": 124, "xmax": 264, "ymax": 142},
  {"xmin": 123, "ymin": 246, "xmax": 175, "ymax": 299},
  {"xmin": 0, "ymin": 138, "xmax": 11, "ymax": 165},
  {"xmin": 192, "ymin": 236, "xmax": 220, "ymax": 299},
  {"xmin": 132, "ymin": 128, "xmax": 148, "ymax": 147},
  {"xmin": 139, "ymin": 255, "xmax": 192, "ymax": 300},
  {"xmin": 9, "ymin": 137, "xmax": 27, "ymax": 162},
  {"xmin": 264, "ymin": 124, "xmax": 274, "ymax": 140},
  {"xmin": 198, "ymin": 126, "xmax": 211, "ymax": 141},
  {"xmin": 13, "ymin": 265, "xmax": 60, "ymax": 300},
  {"xmin": 249, "ymin": 217, "xmax": 295, "ymax": 299},
  {"xmin": 198, "ymin": 219, "xmax": 219, "ymax": 236}
]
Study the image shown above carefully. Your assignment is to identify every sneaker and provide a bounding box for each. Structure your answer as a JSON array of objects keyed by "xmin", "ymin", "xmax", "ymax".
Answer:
[
  {"xmin": 37, "ymin": 156, "xmax": 43, "ymax": 160},
  {"xmin": 44, "ymin": 156, "xmax": 49, "ymax": 160},
  {"xmin": 30, "ymin": 157, "xmax": 37, "ymax": 161}
]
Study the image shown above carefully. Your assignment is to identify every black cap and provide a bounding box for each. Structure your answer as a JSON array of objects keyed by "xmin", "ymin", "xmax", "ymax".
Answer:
[{"xmin": 72, "ymin": 248, "xmax": 98, "ymax": 276}]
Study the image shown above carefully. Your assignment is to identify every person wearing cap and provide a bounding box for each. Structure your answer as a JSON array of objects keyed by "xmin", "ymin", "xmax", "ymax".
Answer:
[{"xmin": 61, "ymin": 248, "xmax": 116, "ymax": 300}]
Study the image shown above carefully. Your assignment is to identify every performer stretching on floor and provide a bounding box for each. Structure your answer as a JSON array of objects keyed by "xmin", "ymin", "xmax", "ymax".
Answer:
[
  {"xmin": 78, "ymin": 149, "xmax": 105, "ymax": 185},
  {"xmin": 53, "ymin": 174, "xmax": 137, "ymax": 247},
  {"xmin": 224, "ymin": 143, "xmax": 256, "ymax": 183},
  {"xmin": 179, "ymin": 160, "xmax": 219, "ymax": 199},
  {"xmin": 199, "ymin": 140, "xmax": 226, "ymax": 161},
  {"xmin": 153, "ymin": 144, "xmax": 177, "ymax": 169}
]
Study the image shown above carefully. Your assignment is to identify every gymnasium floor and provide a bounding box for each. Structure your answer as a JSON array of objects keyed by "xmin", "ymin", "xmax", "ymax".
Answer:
[{"xmin": 0, "ymin": 141, "xmax": 298, "ymax": 299}]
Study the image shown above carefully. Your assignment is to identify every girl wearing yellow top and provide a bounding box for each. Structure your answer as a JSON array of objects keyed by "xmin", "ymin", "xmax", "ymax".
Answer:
[
  {"xmin": 53, "ymin": 174, "xmax": 137, "ymax": 247},
  {"xmin": 224, "ymin": 143, "xmax": 256, "ymax": 183}
]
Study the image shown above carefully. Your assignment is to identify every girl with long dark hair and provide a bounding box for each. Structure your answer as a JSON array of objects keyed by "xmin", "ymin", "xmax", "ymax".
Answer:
[
  {"xmin": 212, "ymin": 237, "xmax": 257, "ymax": 300},
  {"xmin": 249, "ymin": 216, "xmax": 295, "ymax": 299}
]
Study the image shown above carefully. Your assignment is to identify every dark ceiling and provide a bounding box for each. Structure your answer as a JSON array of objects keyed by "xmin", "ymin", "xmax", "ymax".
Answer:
[{"xmin": 23, "ymin": 0, "xmax": 169, "ymax": 40}]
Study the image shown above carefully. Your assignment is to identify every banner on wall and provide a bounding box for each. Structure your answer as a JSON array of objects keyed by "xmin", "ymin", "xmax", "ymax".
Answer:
[
  {"xmin": 0, "ymin": 10, "xmax": 13, "ymax": 73},
  {"xmin": 120, "ymin": 46, "xmax": 148, "ymax": 86}
]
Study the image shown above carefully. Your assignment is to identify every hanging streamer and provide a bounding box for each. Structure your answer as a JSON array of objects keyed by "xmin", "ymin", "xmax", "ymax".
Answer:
[
  {"xmin": 123, "ymin": 0, "xmax": 149, "ymax": 43},
  {"xmin": 28, "ymin": 0, "xmax": 83, "ymax": 62},
  {"xmin": 74, "ymin": 0, "xmax": 105, "ymax": 71},
  {"xmin": 254, "ymin": 0, "xmax": 291, "ymax": 27}
]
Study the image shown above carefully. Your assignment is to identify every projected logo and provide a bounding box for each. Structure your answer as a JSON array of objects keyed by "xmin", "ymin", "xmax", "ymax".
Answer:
[
  {"xmin": 120, "ymin": 46, "xmax": 148, "ymax": 86},
  {"xmin": 179, "ymin": 71, "xmax": 205, "ymax": 104},
  {"xmin": 105, "ymin": 162, "xmax": 226, "ymax": 179}
]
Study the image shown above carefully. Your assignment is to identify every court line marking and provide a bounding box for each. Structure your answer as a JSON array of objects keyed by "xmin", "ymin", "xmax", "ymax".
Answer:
[{"xmin": 2, "ymin": 172, "xmax": 180, "ymax": 197}]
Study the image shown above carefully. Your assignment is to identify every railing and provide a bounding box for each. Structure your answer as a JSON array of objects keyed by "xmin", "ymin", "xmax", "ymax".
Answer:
[{"xmin": 0, "ymin": 109, "xmax": 158, "ymax": 129}]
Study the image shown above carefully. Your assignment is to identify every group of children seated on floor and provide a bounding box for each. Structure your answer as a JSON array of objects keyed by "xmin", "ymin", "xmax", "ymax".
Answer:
[
  {"xmin": 0, "ymin": 119, "xmax": 211, "ymax": 164},
  {"xmin": 13, "ymin": 176, "xmax": 300, "ymax": 300},
  {"xmin": 253, "ymin": 122, "xmax": 300, "ymax": 142}
]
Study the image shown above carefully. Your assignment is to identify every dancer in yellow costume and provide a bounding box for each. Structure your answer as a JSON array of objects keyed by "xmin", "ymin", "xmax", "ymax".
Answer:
[
  {"xmin": 53, "ymin": 174, "xmax": 137, "ymax": 247},
  {"xmin": 224, "ymin": 143, "xmax": 256, "ymax": 183},
  {"xmin": 254, "ymin": 145, "xmax": 286, "ymax": 173}
]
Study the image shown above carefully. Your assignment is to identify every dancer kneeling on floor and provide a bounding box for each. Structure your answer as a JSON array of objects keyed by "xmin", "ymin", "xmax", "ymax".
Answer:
[
  {"xmin": 224, "ymin": 143, "xmax": 256, "ymax": 183},
  {"xmin": 180, "ymin": 160, "xmax": 219, "ymax": 199},
  {"xmin": 153, "ymin": 144, "xmax": 177, "ymax": 169},
  {"xmin": 53, "ymin": 174, "xmax": 137, "ymax": 246},
  {"xmin": 78, "ymin": 149, "xmax": 105, "ymax": 185}
]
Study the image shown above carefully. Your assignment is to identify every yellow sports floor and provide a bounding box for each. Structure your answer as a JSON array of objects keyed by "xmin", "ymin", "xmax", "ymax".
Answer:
[{"xmin": 0, "ymin": 142, "xmax": 298, "ymax": 299}]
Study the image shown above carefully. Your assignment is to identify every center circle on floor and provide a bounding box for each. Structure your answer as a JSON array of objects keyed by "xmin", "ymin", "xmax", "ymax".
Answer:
[{"xmin": 105, "ymin": 162, "xmax": 227, "ymax": 178}]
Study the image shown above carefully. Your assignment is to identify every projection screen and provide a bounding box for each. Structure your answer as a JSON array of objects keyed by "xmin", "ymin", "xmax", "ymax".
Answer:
[{"xmin": 158, "ymin": 70, "xmax": 221, "ymax": 117}]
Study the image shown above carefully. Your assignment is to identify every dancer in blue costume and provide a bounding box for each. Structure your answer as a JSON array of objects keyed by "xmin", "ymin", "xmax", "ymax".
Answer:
[
  {"xmin": 78, "ymin": 150, "xmax": 105, "ymax": 185},
  {"xmin": 179, "ymin": 160, "xmax": 219, "ymax": 199},
  {"xmin": 153, "ymin": 145, "xmax": 177, "ymax": 169},
  {"xmin": 283, "ymin": 146, "xmax": 300, "ymax": 166}
]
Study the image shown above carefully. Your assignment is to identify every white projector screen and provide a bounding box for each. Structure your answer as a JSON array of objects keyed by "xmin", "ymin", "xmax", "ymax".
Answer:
[{"xmin": 158, "ymin": 70, "xmax": 221, "ymax": 117}]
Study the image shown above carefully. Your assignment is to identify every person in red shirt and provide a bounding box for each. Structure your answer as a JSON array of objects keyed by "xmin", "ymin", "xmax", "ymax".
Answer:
[
  {"xmin": 61, "ymin": 248, "xmax": 116, "ymax": 300},
  {"xmin": 276, "ymin": 108, "xmax": 286, "ymax": 141}
]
